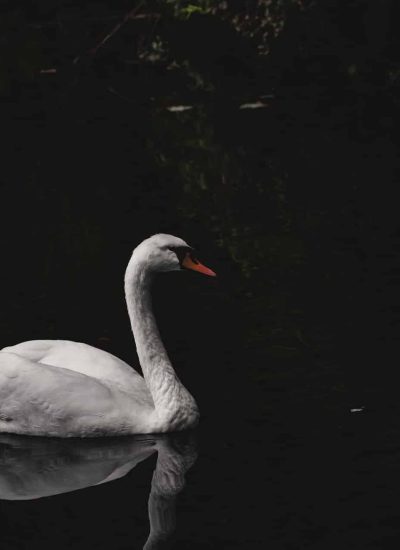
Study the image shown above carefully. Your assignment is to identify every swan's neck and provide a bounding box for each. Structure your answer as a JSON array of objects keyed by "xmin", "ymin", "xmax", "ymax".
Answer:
[{"xmin": 125, "ymin": 258, "xmax": 199, "ymax": 429}]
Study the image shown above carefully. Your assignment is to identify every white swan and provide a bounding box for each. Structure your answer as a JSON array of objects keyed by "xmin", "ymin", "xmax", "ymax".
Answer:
[{"xmin": 0, "ymin": 234, "xmax": 216, "ymax": 437}]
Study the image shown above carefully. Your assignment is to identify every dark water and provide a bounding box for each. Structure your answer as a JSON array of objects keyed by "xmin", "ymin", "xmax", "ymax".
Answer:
[
  {"xmin": 2, "ymin": 390, "xmax": 400, "ymax": 550},
  {"xmin": 2, "ymin": 2, "xmax": 400, "ymax": 548},
  {"xmin": 2, "ymin": 336, "xmax": 400, "ymax": 549}
]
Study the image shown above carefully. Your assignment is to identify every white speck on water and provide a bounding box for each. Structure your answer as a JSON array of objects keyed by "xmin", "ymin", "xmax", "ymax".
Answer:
[
  {"xmin": 166, "ymin": 105, "xmax": 193, "ymax": 112},
  {"xmin": 350, "ymin": 407, "xmax": 365, "ymax": 413},
  {"xmin": 239, "ymin": 101, "xmax": 268, "ymax": 109}
]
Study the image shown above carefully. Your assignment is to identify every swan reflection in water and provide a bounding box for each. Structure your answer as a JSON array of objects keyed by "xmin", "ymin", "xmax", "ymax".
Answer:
[{"xmin": 0, "ymin": 432, "xmax": 197, "ymax": 549}]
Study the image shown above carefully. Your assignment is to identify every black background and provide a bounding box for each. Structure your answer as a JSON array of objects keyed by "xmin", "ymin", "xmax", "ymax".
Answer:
[{"xmin": 2, "ymin": 1, "xmax": 400, "ymax": 548}]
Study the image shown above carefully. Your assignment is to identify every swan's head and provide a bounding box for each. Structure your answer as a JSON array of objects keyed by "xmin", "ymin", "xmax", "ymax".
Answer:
[{"xmin": 132, "ymin": 234, "xmax": 216, "ymax": 276}]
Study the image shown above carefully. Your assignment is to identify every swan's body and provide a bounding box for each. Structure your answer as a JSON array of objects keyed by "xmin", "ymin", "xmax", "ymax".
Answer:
[{"xmin": 0, "ymin": 234, "xmax": 215, "ymax": 437}]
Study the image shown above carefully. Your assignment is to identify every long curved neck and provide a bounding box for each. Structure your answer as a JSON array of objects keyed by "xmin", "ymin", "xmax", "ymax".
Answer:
[{"xmin": 124, "ymin": 256, "xmax": 198, "ymax": 427}]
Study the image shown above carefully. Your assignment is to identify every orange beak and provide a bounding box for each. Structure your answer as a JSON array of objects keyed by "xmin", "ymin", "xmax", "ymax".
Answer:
[{"xmin": 182, "ymin": 253, "xmax": 216, "ymax": 277}]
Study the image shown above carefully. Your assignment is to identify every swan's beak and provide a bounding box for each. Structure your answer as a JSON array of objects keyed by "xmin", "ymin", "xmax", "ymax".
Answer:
[{"xmin": 182, "ymin": 254, "xmax": 216, "ymax": 277}]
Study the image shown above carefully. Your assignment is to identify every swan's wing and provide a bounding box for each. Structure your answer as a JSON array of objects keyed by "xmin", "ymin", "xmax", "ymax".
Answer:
[
  {"xmin": 1, "ymin": 340, "xmax": 149, "ymax": 397},
  {"xmin": 0, "ymin": 352, "xmax": 154, "ymax": 438}
]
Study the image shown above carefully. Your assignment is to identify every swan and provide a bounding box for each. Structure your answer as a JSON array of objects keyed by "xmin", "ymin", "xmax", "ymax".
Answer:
[{"xmin": 0, "ymin": 234, "xmax": 216, "ymax": 438}]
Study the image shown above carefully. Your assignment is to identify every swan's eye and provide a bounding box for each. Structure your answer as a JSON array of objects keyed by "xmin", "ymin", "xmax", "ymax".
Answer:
[
  {"xmin": 168, "ymin": 246, "xmax": 193, "ymax": 265},
  {"xmin": 189, "ymin": 252, "xmax": 199, "ymax": 265},
  {"xmin": 168, "ymin": 246, "xmax": 216, "ymax": 276}
]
